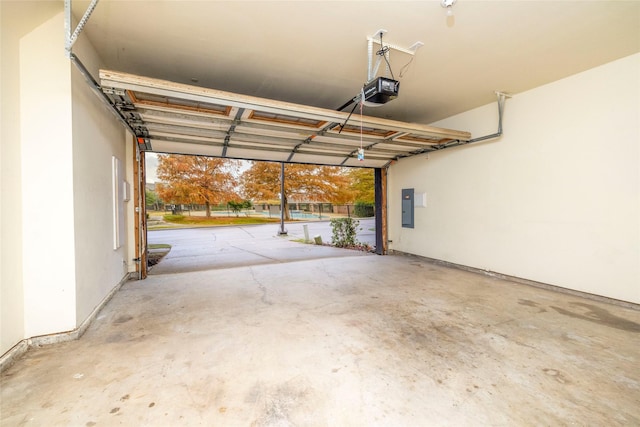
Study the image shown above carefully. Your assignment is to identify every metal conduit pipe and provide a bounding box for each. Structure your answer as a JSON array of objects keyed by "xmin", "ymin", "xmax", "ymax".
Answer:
[
  {"xmin": 383, "ymin": 91, "xmax": 510, "ymax": 167},
  {"xmin": 465, "ymin": 91, "xmax": 509, "ymax": 144},
  {"xmin": 419, "ymin": 91, "xmax": 511, "ymax": 154}
]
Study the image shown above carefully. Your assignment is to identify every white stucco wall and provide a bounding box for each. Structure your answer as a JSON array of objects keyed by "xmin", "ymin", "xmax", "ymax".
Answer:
[
  {"xmin": 1, "ymin": 3, "xmax": 134, "ymax": 356},
  {"xmin": 1, "ymin": 0, "xmax": 64, "ymax": 356},
  {"xmin": 20, "ymin": 12, "xmax": 77, "ymax": 336},
  {"xmin": 388, "ymin": 53, "xmax": 640, "ymax": 304},
  {"xmin": 71, "ymin": 34, "xmax": 130, "ymax": 325},
  {"xmin": 1, "ymin": 0, "xmax": 23, "ymax": 358}
]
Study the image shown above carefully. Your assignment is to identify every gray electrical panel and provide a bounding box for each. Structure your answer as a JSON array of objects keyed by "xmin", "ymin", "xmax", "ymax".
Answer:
[{"xmin": 402, "ymin": 188, "xmax": 414, "ymax": 228}]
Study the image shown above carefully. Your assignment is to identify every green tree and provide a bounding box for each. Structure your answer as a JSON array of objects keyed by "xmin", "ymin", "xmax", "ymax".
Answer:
[
  {"xmin": 228, "ymin": 200, "xmax": 253, "ymax": 217},
  {"xmin": 348, "ymin": 168, "xmax": 374, "ymax": 204},
  {"xmin": 145, "ymin": 188, "xmax": 160, "ymax": 210},
  {"xmin": 241, "ymin": 162, "xmax": 350, "ymax": 220},
  {"xmin": 156, "ymin": 154, "xmax": 240, "ymax": 217}
]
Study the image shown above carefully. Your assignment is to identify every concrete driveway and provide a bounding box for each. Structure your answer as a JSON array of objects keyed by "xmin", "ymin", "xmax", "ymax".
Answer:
[{"xmin": 147, "ymin": 219, "xmax": 376, "ymax": 274}]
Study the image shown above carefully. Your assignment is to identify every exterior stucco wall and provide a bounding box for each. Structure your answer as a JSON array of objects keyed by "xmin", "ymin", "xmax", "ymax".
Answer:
[{"xmin": 388, "ymin": 53, "xmax": 640, "ymax": 304}]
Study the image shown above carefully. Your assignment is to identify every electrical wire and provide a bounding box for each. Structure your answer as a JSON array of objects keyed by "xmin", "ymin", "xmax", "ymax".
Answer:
[
  {"xmin": 376, "ymin": 32, "xmax": 395, "ymax": 80},
  {"xmin": 399, "ymin": 56, "xmax": 414, "ymax": 78}
]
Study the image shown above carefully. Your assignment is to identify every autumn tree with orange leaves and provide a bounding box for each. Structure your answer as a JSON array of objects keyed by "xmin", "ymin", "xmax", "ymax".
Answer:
[
  {"xmin": 156, "ymin": 154, "xmax": 240, "ymax": 217},
  {"xmin": 240, "ymin": 162, "xmax": 352, "ymax": 220}
]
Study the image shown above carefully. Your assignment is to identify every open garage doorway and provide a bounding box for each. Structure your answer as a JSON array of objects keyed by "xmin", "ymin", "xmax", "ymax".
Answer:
[
  {"xmin": 98, "ymin": 69, "xmax": 469, "ymax": 277},
  {"xmin": 143, "ymin": 153, "xmax": 380, "ymax": 275}
]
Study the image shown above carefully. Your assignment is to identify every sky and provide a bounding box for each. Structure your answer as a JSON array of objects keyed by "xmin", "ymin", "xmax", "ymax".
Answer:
[{"xmin": 145, "ymin": 153, "xmax": 159, "ymax": 183}]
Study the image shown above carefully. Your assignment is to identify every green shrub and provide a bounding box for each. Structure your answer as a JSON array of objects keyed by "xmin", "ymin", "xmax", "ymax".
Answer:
[
  {"xmin": 330, "ymin": 217, "xmax": 360, "ymax": 247},
  {"xmin": 354, "ymin": 201, "xmax": 374, "ymax": 218},
  {"xmin": 228, "ymin": 200, "xmax": 253, "ymax": 217}
]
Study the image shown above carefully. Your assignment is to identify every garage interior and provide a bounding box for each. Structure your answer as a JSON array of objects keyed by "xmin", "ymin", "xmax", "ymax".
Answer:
[{"xmin": 1, "ymin": 1, "xmax": 639, "ymax": 425}]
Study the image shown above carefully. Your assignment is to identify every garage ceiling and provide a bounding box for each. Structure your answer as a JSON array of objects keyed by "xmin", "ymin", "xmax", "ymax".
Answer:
[{"xmin": 73, "ymin": 0, "xmax": 639, "ymax": 164}]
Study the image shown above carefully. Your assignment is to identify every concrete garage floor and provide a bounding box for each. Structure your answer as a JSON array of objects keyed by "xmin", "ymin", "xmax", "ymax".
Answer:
[{"xmin": 2, "ymin": 235, "xmax": 640, "ymax": 425}]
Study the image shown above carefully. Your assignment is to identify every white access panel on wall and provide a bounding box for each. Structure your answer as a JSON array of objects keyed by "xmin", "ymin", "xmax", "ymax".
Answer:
[
  {"xmin": 415, "ymin": 192, "xmax": 427, "ymax": 208},
  {"xmin": 112, "ymin": 156, "xmax": 125, "ymax": 249}
]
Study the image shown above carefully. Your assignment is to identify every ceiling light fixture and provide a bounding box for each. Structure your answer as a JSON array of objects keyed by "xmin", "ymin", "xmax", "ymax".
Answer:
[{"xmin": 441, "ymin": 0, "xmax": 457, "ymax": 17}]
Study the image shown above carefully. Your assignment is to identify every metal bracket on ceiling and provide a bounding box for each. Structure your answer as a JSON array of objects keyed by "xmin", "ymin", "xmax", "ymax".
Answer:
[
  {"xmin": 337, "ymin": 30, "xmax": 424, "ymax": 118},
  {"xmin": 366, "ymin": 29, "xmax": 423, "ymax": 82},
  {"xmin": 64, "ymin": 0, "xmax": 100, "ymax": 58}
]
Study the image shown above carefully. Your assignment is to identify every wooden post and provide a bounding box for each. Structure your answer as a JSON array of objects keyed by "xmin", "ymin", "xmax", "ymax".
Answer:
[{"xmin": 133, "ymin": 146, "xmax": 147, "ymax": 278}]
